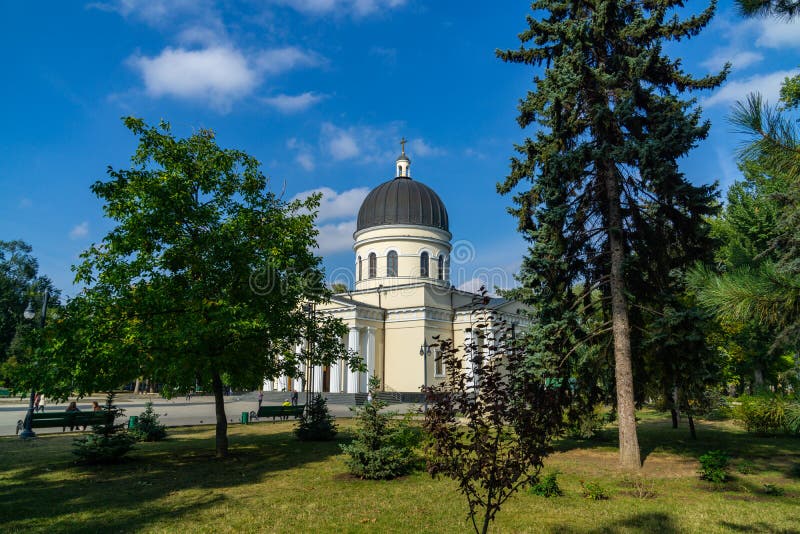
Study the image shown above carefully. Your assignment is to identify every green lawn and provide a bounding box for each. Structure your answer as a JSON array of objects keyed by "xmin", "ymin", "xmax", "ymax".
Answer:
[{"xmin": 1, "ymin": 412, "xmax": 799, "ymax": 533}]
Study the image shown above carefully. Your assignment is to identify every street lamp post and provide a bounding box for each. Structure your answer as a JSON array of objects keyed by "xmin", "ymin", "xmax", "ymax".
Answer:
[
  {"xmin": 19, "ymin": 289, "xmax": 48, "ymax": 439},
  {"xmin": 419, "ymin": 339, "xmax": 430, "ymax": 413}
]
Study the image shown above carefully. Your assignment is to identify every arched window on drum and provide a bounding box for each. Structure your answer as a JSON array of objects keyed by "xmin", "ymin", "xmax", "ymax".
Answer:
[
  {"xmin": 420, "ymin": 251, "xmax": 429, "ymax": 278},
  {"xmin": 369, "ymin": 252, "xmax": 377, "ymax": 278},
  {"xmin": 387, "ymin": 250, "xmax": 398, "ymax": 277}
]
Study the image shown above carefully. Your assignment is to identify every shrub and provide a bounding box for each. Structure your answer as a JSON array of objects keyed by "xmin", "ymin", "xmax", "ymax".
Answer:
[
  {"xmin": 698, "ymin": 450, "xmax": 729, "ymax": 483},
  {"xmin": 734, "ymin": 394, "xmax": 800, "ymax": 435},
  {"xmin": 73, "ymin": 394, "xmax": 135, "ymax": 464},
  {"xmin": 295, "ymin": 393, "xmax": 337, "ymax": 441},
  {"xmin": 567, "ymin": 407, "xmax": 605, "ymax": 439},
  {"xmin": 736, "ymin": 460, "xmax": 756, "ymax": 475},
  {"xmin": 130, "ymin": 401, "xmax": 167, "ymax": 442},
  {"xmin": 580, "ymin": 480, "xmax": 608, "ymax": 500},
  {"xmin": 530, "ymin": 472, "xmax": 563, "ymax": 497},
  {"xmin": 763, "ymin": 484, "xmax": 785, "ymax": 496},
  {"xmin": 341, "ymin": 376, "xmax": 419, "ymax": 480}
]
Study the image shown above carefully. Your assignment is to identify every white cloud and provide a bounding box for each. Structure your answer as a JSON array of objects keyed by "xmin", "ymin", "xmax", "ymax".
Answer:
[
  {"xmin": 129, "ymin": 45, "xmax": 323, "ymax": 111},
  {"xmin": 130, "ymin": 47, "xmax": 256, "ymax": 109},
  {"xmin": 701, "ymin": 50, "xmax": 763, "ymax": 72},
  {"xmin": 287, "ymin": 138, "xmax": 316, "ymax": 171},
  {"xmin": 409, "ymin": 138, "xmax": 445, "ymax": 157},
  {"xmin": 296, "ymin": 153, "xmax": 315, "ymax": 171},
  {"xmin": 703, "ymin": 69, "xmax": 799, "ymax": 108},
  {"xmin": 255, "ymin": 47, "xmax": 322, "ymax": 74},
  {"xmin": 315, "ymin": 221, "xmax": 357, "ymax": 254},
  {"xmin": 755, "ymin": 18, "xmax": 800, "ymax": 48},
  {"xmin": 319, "ymin": 122, "xmax": 438, "ymax": 166},
  {"xmin": 697, "ymin": 13, "xmax": 799, "ymax": 76},
  {"xmin": 264, "ymin": 92, "xmax": 325, "ymax": 113},
  {"xmin": 292, "ymin": 186, "xmax": 370, "ymax": 222},
  {"xmin": 273, "ymin": 0, "xmax": 407, "ymax": 16},
  {"xmin": 321, "ymin": 123, "xmax": 361, "ymax": 160},
  {"xmin": 69, "ymin": 221, "xmax": 89, "ymax": 240}
]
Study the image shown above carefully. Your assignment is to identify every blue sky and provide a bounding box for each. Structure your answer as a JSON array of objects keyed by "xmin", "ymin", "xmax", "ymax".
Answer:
[{"xmin": 1, "ymin": 0, "xmax": 798, "ymax": 297}]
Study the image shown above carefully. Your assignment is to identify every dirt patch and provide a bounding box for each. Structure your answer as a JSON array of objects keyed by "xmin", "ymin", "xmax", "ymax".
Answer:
[{"xmin": 641, "ymin": 454, "xmax": 697, "ymax": 478}]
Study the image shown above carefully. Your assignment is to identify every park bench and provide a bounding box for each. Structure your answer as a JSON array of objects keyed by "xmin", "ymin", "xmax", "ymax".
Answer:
[
  {"xmin": 0, "ymin": 388, "xmax": 10, "ymax": 397},
  {"xmin": 15, "ymin": 411, "xmax": 112, "ymax": 435},
  {"xmin": 253, "ymin": 404, "xmax": 305, "ymax": 422}
]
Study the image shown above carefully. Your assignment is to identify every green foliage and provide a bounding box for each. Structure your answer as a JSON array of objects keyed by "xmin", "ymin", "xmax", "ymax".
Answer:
[
  {"xmin": 763, "ymin": 483, "xmax": 785, "ymax": 496},
  {"xmin": 736, "ymin": 0, "xmax": 800, "ymax": 19},
  {"xmin": 566, "ymin": 406, "xmax": 605, "ymax": 440},
  {"xmin": 737, "ymin": 460, "xmax": 756, "ymax": 475},
  {"xmin": 0, "ymin": 240, "xmax": 60, "ymax": 386},
  {"xmin": 73, "ymin": 394, "xmax": 135, "ymax": 464},
  {"xmin": 130, "ymin": 401, "xmax": 167, "ymax": 442},
  {"xmin": 341, "ymin": 376, "xmax": 420, "ymax": 480},
  {"xmin": 580, "ymin": 481, "xmax": 608, "ymax": 500},
  {"xmin": 530, "ymin": 472, "xmax": 563, "ymax": 498},
  {"xmin": 30, "ymin": 117, "xmax": 355, "ymax": 457},
  {"xmin": 497, "ymin": 0, "xmax": 724, "ymax": 469},
  {"xmin": 294, "ymin": 393, "xmax": 337, "ymax": 441},
  {"xmin": 698, "ymin": 450, "xmax": 730, "ymax": 483},
  {"xmin": 734, "ymin": 394, "xmax": 800, "ymax": 435}
]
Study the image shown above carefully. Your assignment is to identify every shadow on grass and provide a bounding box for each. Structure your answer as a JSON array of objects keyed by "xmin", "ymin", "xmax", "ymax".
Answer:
[
  {"xmin": 550, "ymin": 512, "xmax": 680, "ymax": 534},
  {"xmin": 555, "ymin": 412, "xmax": 800, "ymax": 476},
  {"xmin": 0, "ymin": 423, "xmax": 345, "ymax": 533}
]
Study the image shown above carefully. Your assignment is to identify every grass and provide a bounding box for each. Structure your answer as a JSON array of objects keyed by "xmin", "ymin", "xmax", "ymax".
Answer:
[{"xmin": 1, "ymin": 411, "xmax": 799, "ymax": 533}]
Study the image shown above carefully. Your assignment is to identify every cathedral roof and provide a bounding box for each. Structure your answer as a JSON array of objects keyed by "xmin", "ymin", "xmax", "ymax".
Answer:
[{"xmin": 356, "ymin": 176, "xmax": 449, "ymax": 232}]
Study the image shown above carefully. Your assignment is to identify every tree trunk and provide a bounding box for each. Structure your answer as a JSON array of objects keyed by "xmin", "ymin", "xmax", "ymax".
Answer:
[
  {"xmin": 604, "ymin": 167, "xmax": 642, "ymax": 470},
  {"xmin": 754, "ymin": 367, "xmax": 764, "ymax": 390},
  {"xmin": 133, "ymin": 377, "xmax": 140, "ymax": 395},
  {"xmin": 671, "ymin": 386, "xmax": 680, "ymax": 429},
  {"xmin": 211, "ymin": 369, "xmax": 229, "ymax": 458},
  {"xmin": 688, "ymin": 414, "xmax": 696, "ymax": 440}
]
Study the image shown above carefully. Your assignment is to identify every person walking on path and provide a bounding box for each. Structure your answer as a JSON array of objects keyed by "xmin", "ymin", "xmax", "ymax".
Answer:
[
  {"xmin": 257, "ymin": 391, "xmax": 263, "ymax": 411},
  {"xmin": 39, "ymin": 395, "xmax": 46, "ymax": 412},
  {"xmin": 33, "ymin": 393, "xmax": 41, "ymax": 412},
  {"xmin": 291, "ymin": 390, "xmax": 299, "ymax": 406}
]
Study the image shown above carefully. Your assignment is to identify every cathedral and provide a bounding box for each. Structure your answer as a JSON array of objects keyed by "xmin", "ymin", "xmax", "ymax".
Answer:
[{"xmin": 263, "ymin": 143, "xmax": 528, "ymax": 396}]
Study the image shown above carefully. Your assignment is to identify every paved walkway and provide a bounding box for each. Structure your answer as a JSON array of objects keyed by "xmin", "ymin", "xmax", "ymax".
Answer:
[{"xmin": 0, "ymin": 394, "xmax": 421, "ymax": 437}]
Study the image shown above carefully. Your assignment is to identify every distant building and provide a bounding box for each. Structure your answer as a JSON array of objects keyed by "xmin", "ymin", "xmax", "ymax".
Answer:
[{"xmin": 264, "ymin": 142, "xmax": 528, "ymax": 395}]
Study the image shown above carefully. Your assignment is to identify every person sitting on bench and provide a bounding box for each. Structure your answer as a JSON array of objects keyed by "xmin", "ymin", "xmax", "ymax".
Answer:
[{"xmin": 65, "ymin": 401, "xmax": 85, "ymax": 431}]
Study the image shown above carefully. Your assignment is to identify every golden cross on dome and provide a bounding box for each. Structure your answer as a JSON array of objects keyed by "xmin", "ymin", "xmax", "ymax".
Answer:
[{"xmin": 400, "ymin": 137, "xmax": 407, "ymax": 154}]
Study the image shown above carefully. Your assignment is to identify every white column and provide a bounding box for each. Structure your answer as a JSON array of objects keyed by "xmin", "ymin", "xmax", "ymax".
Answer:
[
  {"xmin": 330, "ymin": 358, "xmax": 341, "ymax": 393},
  {"xmin": 464, "ymin": 328, "xmax": 475, "ymax": 391},
  {"xmin": 313, "ymin": 365, "xmax": 324, "ymax": 393},
  {"xmin": 295, "ymin": 343, "xmax": 305, "ymax": 393},
  {"xmin": 347, "ymin": 327, "xmax": 361, "ymax": 393},
  {"xmin": 364, "ymin": 327, "xmax": 376, "ymax": 391},
  {"xmin": 262, "ymin": 378, "xmax": 273, "ymax": 392}
]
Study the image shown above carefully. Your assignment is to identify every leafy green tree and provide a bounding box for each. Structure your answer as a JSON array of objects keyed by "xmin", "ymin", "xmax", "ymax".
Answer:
[
  {"xmin": 0, "ymin": 241, "xmax": 59, "ymax": 380},
  {"xmin": 497, "ymin": 1, "xmax": 725, "ymax": 469},
  {"xmin": 18, "ymin": 118, "xmax": 353, "ymax": 458},
  {"xmin": 691, "ymin": 0, "xmax": 800, "ymax": 379}
]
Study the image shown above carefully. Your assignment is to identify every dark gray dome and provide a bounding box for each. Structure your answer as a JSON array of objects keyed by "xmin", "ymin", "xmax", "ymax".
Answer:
[{"xmin": 357, "ymin": 177, "xmax": 449, "ymax": 232}]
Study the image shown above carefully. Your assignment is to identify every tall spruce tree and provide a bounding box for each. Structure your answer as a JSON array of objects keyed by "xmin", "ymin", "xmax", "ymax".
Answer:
[{"xmin": 498, "ymin": 1, "xmax": 726, "ymax": 469}]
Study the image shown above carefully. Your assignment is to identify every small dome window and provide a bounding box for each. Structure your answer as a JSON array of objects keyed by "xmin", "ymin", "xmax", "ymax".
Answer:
[
  {"xmin": 369, "ymin": 253, "xmax": 377, "ymax": 278},
  {"xmin": 387, "ymin": 250, "xmax": 398, "ymax": 277},
  {"xmin": 420, "ymin": 251, "xmax": 429, "ymax": 278}
]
